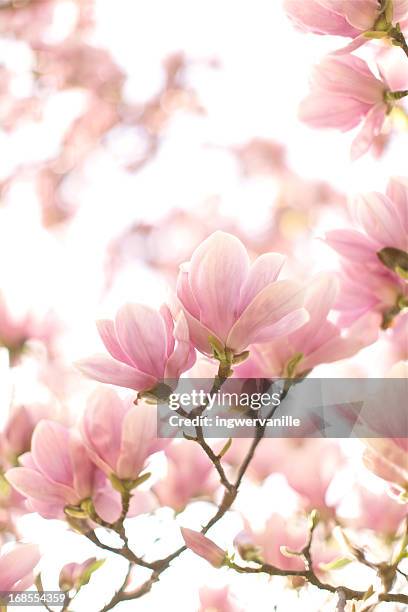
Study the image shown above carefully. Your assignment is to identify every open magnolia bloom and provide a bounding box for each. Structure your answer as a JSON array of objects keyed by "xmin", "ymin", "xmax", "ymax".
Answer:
[
  {"xmin": 285, "ymin": 0, "xmax": 408, "ymax": 53},
  {"xmin": 299, "ymin": 55, "xmax": 402, "ymax": 160},
  {"xmin": 325, "ymin": 177, "xmax": 408, "ymax": 328},
  {"xmin": 175, "ymin": 231, "xmax": 309, "ymax": 361},
  {"xmin": 76, "ymin": 304, "xmax": 195, "ymax": 393}
]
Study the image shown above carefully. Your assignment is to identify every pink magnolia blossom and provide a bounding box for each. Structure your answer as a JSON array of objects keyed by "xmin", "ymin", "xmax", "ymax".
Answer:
[
  {"xmin": 0, "ymin": 292, "xmax": 58, "ymax": 361},
  {"xmin": 0, "ymin": 543, "xmax": 40, "ymax": 591},
  {"xmin": 6, "ymin": 421, "xmax": 119, "ymax": 522},
  {"xmin": 59, "ymin": 557, "xmax": 102, "ymax": 591},
  {"xmin": 224, "ymin": 438, "xmax": 343, "ymax": 513},
  {"xmin": 181, "ymin": 527, "xmax": 226, "ymax": 567},
  {"xmin": 175, "ymin": 231, "xmax": 308, "ymax": 357},
  {"xmin": 76, "ymin": 304, "xmax": 195, "ymax": 392},
  {"xmin": 198, "ymin": 586, "xmax": 242, "ymax": 612},
  {"xmin": 236, "ymin": 273, "xmax": 380, "ymax": 378},
  {"xmin": 81, "ymin": 387, "xmax": 166, "ymax": 482},
  {"xmin": 325, "ymin": 178, "xmax": 408, "ymax": 326},
  {"xmin": 285, "ymin": 0, "xmax": 408, "ymax": 53},
  {"xmin": 235, "ymin": 514, "xmax": 335, "ymax": 575},
  {"xmin": 299, "ymin": 55, "xmax": 397, "ymax": 160},
  {"xmin": 153, "ymin": 441, "xmax": 219, "ymax": 511}
]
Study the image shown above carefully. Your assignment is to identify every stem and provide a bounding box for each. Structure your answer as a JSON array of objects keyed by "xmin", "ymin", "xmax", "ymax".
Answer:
[{"xmin": 389, "ymin": 25, "xmax": 408, "ymax": 59}]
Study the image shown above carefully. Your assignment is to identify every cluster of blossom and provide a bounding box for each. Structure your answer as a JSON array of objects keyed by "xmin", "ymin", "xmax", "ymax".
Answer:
[
  {"xmin": 286, "ymin": 0, "xmax": 408, "ymax": 158},
  {"xmin": 1, "ymin": 214, "xmax": 407, "ymax": 609},
  {"xmin": 0, "ymin": 1, "xmax": 407, "ymax": 611}
]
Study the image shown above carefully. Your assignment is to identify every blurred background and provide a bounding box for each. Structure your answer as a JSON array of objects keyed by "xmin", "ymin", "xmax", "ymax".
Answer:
[{"xmin": 0, "ymin": 1, "xmax": 407, "ymax": 610}]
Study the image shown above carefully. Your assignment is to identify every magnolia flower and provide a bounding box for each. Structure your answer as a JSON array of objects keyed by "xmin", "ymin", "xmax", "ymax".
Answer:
[
  {"xmin": 0, "ymin": 543, "xmax": 40, "ymax": 591},
  {"xmin": 175, "ymin": 231, "xmax": 308, "ymax": 358},
  {"xmin": 234, "ymin": 514, "xmax": 335, "ymax": 575},
  {"xmin": 181, "ymin": 527, "xmax": 226, "ymax": 567},
  {"xmin": 76, "ymin": 304, "xmax": 195, "ymax": 392},
  {"xmin": 285, "ymin": 0, "xmax": 408, "ymax": 53},
  {"xmin": 153, "ymin": 441, "xmax": 218, "ymax": 511},
  {"xmin": 299, "ymin": 55, "xmax": 404, "ymax": 160},
  {"xmin": 6, "ymin": 421, "xmax": 118, "ymax": 522},
  {"xmin": 81, "ymin": 387, "xmax": 166, "ymax": 483},
  {"xmin": 236, "ymin": 273, "xmax": 380, "ymax": 378},
  {"xmin": 347, "ymin": 485, "xmax": 406, "ymax": 536},
  {"xmin": 325, "ymin": 177, "xmax": 408, "ymax": 327},
  {"xmin": 59, "ymin": 557, "xmax": 103, "ymax": 591}
]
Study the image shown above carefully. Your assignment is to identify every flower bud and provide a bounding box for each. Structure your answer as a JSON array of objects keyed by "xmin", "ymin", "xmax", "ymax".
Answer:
[
  {"xmin": 59, "ymin": 558, "xmax": 104, "ymax": 591},
  {"xmin": 181, "ymin": 527, "xmax": 226, "ymax": 568}
]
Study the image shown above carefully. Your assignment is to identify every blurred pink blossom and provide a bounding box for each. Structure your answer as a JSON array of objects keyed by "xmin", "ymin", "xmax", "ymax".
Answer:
[
  {"xmin": 347, "ymin": 485, "xmax": 407, "ymax": 535},
  {"xmin": 0, "ymin": 543, "xmax": 40, "ymax": 591},
  {"xmin": 81, "ymin": 388, "xmax": 166, "ymax": 482},
  {"xmin": 198, "ymin": 586, "xmax": 242, "ymax": 612},
  {"xmin": 76, "ymin": 304, "xmax": 195, "ymax": 392},
  {"xmin": 153, "ymin": 441, "xmax": 219, "ymax": 511},
  {"xmin": 300, "ymin": 55, "xmax": 392, "ymax": 160},
  {"xmin": 175, "ymin": 231, "xmax": 308, "ymax": 356},
  {"xmin": 325, "ymin": 177, "xmax": 408, "ymax": 327},
  {"xmin": 235, "ymin": 514, "xmax": 335, "ymax": 575}
]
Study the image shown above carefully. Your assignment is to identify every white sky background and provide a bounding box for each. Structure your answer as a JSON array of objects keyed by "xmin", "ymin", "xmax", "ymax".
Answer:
[{"xmin": 1, "ymin": 0, "xmax": 407, "ymax": 610}]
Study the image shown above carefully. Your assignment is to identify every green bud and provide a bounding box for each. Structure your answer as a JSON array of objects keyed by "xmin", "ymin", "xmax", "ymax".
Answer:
[
  {"xmin": 217, "ymin": 438, "xmax": 232, "ymax": 459},
  {"xmin": 319, "ymin": 557, "xmax": 352, "ymax": 572},
  {"xmin": 109, "ymin": 473, "xmax": 127, "ymax": 493}
]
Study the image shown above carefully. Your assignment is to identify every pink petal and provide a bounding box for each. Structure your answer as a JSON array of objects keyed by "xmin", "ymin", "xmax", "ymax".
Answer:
[
  {"xmin": 31, "ymin": 421, "xmax": 73, "ymax": 486},
  {"xmin": 117, "ymin": 403, "xmax": 160, "ymax": 480},
  {"xmin": 6, "ymin": 467, "xmax": 74, "ymax": 505},
  {"xmin": 354, "ymin": 191, "xmax": 405, "ymax": 247},
  {"xmin": 76, "ymin": 354, "xmax": 156, "ymax": 391},
  {"xmin": 343, "ymin": 1, "xmax": 378, "ymax": 30},
  {"xmin": 331, "ymin": 34, "xmax": 367, "ymax": 55},
  {"xmin": 351, "ymin": 103, "xmax": 386, "ymax": 160},
  {"xmin": 299, "ymin": 94, "xmax": 369, "ymax": 131},
  {"xmin": 70, "ymin": 434, "xmax": 95, "ymax": 500},
  {"xmin": 160, "ymin": 304, "xmax": 176, "ymax": 357},
  {"xmin": 238, "ymin": 253, "xmax": 286, "ymax": 313},
  {"xmin": 325, "ymin": 229, "xmax": 380, "ymax": 262},
  {"xmin": 227, "ymin": 280, "xmax": 307, "ymax": 352},
  {"xmin": 115, "ymin": 304, "xmax": 167, "ymax": 378},
  {"xmin": 189, "ymin": 231, "xmax": 250, "ymax": 342},
  {"xmin": 164, "ymin": 311, "xmax": 196, "ymax": 379},
  {"xmin": 96, "ymin": 319, "xmax": 133, "ymax": 365},
  {"xmin": 0, "ymin": 544, "xmax": 40, "ymax": 591},
  {"xmin": 82, "ymin": 388, "xmax": 128, "ymax": 475},
  {"xmin": 386, "ymin": 177, "xmax": 408, "ymax": 235}
]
